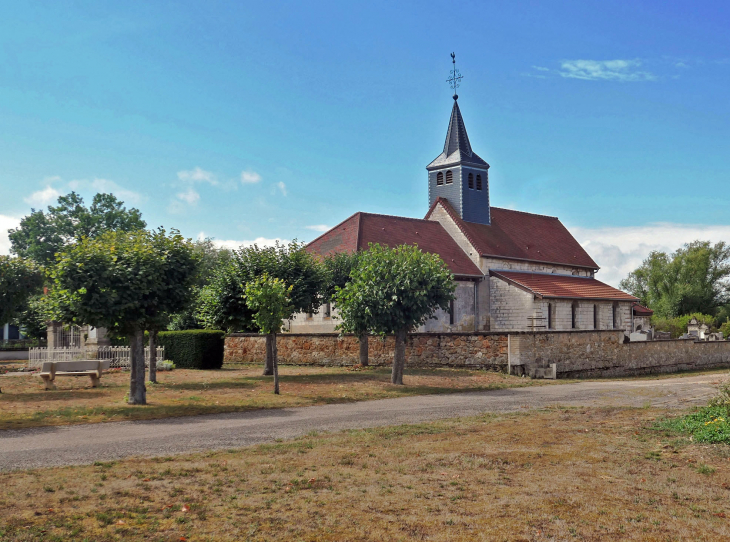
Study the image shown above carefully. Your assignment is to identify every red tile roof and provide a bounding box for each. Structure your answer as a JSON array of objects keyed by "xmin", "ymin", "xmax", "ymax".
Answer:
[
  {"xmin": 306, "ymin": 212, "xmax": 483, "ymax": 278},
  {"xmin": 426, "ymin": 198, "xmax": 599, "ymax": 270},
  {"xmin": 633, "ymin": 304, "xmax": 654, "ymax": 316},
  {"xmin": 490, "ymin": 270, "xmax": 638, "ymax": 301}
]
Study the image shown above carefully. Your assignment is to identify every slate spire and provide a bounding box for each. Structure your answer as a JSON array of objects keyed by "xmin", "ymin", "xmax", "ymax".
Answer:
[{"xmin": 443, "ymin": 99, "xmax": 473, "ymax": 158}]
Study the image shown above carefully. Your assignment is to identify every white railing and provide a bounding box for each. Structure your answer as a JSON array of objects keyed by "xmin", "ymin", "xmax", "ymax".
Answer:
[{"xmin": 28, "ymin": 346, "xmax": 164, "ymax": 369}]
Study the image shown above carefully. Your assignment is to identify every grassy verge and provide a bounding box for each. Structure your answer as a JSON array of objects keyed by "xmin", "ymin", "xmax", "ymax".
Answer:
[
  {"xmin": 655, "ymin": 405, "xmax": 730, "ymax": 444},
  {"xmin": 2, "ymin": 407, "xmax": 730, "ymax": 541},
  {"xmin": 0, "ymin": 365, "xmax": 550, "ymax": 431}
]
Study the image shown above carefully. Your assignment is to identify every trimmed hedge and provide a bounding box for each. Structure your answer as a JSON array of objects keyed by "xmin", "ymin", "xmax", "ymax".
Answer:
[{"xmin": 158, "ymin": 330, "xmax": 225, "ymax": 370}]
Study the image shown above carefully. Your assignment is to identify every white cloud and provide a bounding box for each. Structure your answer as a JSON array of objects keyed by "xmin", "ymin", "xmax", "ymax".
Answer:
[
  {"xmin": 276, "ymin": 181, "xmax": 287, "ymax": 196},
  {"xmin": 197, "ymin": 232, "xmax": 289, "ymax": 251},
  {"xmin": 558, "ymin": 59, "xmax": 657, "ymax": 82},
  {"xmin": 176, "ymin": 187, "xmax": 200, "ymax": 205},
  {"xmin": 177, "ymin": 167, "xmax": 218, "ymax": 185},
  {"xmin": 24, "ymin": 186, "xmax": 61, "ymax": 207},
  {"xmin": 67, "ymin": 178, "xmax": 144, "ymax": 204},
  {"xmin": 241, "ymin": 170, "xmax": 262, "ymax": 184},
  {"xmin": 305, "ymin": 224, "xmax": 330, "ymax": 232},
  {"xmin": 0, "ymin": 214, "xmax": 21, "ymax": 255},
  {"xmin": 572, "ymin": 223, "xmax": 730, "ymax": 288}
]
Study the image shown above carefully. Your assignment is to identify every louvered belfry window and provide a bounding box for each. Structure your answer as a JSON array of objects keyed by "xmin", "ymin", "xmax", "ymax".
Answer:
[
  {"xmin": 436, "ymin": 172, "xmax": 444, "ymax": 185},
  {"xmin": 468, "ymin": 173, "xmax": 474, "ymax": 189},
  {"xmin": 445, "ymin": 170, "xmax": 453, "ymax": 184},
  {"xmin": 476, "ymin": 174, "xmax": 482, "ymax": 190}
]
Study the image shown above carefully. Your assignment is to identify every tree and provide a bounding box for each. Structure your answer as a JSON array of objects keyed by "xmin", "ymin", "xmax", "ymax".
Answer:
[
  {"xmin": 335, "ymin": 244, "xmax": 455, "ymax": 385},
  {"xmin": 620, "ymin": 241, "xmax": 730, "ymax": 318},
  {"xmin": 197, "ymin": 241, "xmax": 325, "ymax": 374},
  {"xmin": 0, "ymin": 256, "xmax": 44, "ymax": 326},
  {"xmin": 50, "ymin": 229, "xmax": 199, "ymax": 404},
  {"xmin": 14, "ymin": 294, "xmax": 53, "ymax": 340},
  {"xmin": 245, "ymin": 274, "xmax": 293, "ymax": 394},
  {"xmin": 9, "ymin": 192, "xmax": 146, "ymax": 265},
  {"xmin": 322, "ymin": 252, "xmax": 370, "ymax": 365}
]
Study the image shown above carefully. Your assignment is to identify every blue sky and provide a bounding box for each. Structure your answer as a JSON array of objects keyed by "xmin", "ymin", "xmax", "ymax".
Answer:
[{"xmin": 1, "ymin": 1, "xmax": 729, "ymax": 286}]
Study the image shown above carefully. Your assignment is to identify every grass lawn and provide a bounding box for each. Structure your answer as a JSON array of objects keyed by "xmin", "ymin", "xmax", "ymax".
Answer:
[
  {"xmin": 0, "ymin": 364, "xmax": 549, "ymax": 431},
  {"xmin": 2, "ymin": 407, "xmax": 729, "ymax": 541}
]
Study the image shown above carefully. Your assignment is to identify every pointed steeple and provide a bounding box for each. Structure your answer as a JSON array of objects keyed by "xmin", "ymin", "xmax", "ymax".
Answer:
[
  {"xmin": 443, "ymin": 98, "xmax": 473, "ymax": 157},
  {"xmin": 426, "ymin": 98, "xmax": 489, "ymax": 170}
]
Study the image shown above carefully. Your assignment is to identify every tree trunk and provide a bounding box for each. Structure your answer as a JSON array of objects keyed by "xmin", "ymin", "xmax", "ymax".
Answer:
[
  {"xmin": 391, "ymin": 329, "xmax": 407, "ymax": 385},
  {"xmin": 263, "ymin": 333, "xmax": 274, "ymax": 375},
  {"xmin": 272, "ymin": 332, "xmax": 280, "ymax": 395},
  {"xmin": 148, "ymin": 329, "xmax": 157, "ymax": 383},
  {"xmin": 128, "ymin": 328, "xmax": 147, "ymax": 404},
  {"xmin": 359, "ymin": 332, "xmax": 369, "ymax": 366}
]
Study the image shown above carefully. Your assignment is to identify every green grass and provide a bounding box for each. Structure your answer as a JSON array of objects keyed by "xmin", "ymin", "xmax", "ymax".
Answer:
[{"xmin": 654, "ymin": 405, "xmax": 730, "ymax": 444}]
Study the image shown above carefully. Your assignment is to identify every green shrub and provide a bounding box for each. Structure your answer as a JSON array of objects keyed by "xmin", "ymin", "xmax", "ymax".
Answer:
[
  {"xmin": 157, "ymin": 330, "xmax": 225, "ymax": 370},
  {"xmin": 652, "ymin": 312, "xmax": 717, "ymax": 339}
]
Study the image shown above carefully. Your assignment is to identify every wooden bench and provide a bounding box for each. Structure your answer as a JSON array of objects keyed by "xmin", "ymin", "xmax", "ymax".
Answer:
[{"xmin": 38, "ymin": 360, "xmax": 111, "ymax": 390}]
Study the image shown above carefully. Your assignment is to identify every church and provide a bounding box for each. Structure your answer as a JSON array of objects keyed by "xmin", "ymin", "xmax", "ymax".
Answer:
[{"xmin": 290, "ymin": 78, "xmax": 638, "ymax": 335}]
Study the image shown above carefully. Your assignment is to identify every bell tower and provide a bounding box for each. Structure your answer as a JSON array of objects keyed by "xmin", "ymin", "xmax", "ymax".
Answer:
[{"xmin": 427, "ymin": 54, "xmax": 491, "ymax": 225}]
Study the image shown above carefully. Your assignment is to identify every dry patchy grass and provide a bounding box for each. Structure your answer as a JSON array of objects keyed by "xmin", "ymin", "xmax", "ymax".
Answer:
[
  {"xmin": 2, "ymin": 407, "xmax": 730, "ymax": 541},
  {"xmin": 0, "ymin": 365, "xmax": 544, "ymax": 431}
]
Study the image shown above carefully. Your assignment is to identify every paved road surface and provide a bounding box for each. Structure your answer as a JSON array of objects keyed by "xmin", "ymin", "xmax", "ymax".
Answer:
[{"xmin": 0, "ymin": 373, "xmax": 722, "ymax": 472}]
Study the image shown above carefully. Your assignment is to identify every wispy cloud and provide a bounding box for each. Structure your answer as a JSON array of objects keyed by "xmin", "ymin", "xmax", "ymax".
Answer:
[
  {"xmin": 24, "ymin": 186, "xmax": 62, "ymax": 207},
  {"xmin": 305, "ymin": 224, "xmax": 330, "ymax": 232},
  {"xmin": 572, "ymin": 222, "xmax": 730, "ymax": 288},
  {"xmin": 177, "ymin": 167, "xmax": 218, "ymax": 185},
  {"xmin": 68, "ymin": 178, "xmax": 144, "ymax": 204},
  {"xmin": 241, "ymin": 170, "xmax": 262, "ymax": 184},
  {"xmin": 0, "ymin": 214, "xmax": 21, "ymax": 255},
  {"xmin": 176, "ymin": 188, "xmax": 200, "ymax": 205},
  {"xmin": 196, "ymin": 232, "xmax": 289, "ymax": 251},
  {"xmin": 558, "ymin": 59, "xmax": 657, "ymax": 81},
  {"xmin": 276, "ymin": 181, "xmax": 288, "ymax": 196}
]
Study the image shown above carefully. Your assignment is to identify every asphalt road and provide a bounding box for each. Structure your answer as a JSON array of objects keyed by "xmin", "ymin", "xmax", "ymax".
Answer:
[{"xmin": 0, "ymin": 373, "xmax": 722, "ymax": 472}]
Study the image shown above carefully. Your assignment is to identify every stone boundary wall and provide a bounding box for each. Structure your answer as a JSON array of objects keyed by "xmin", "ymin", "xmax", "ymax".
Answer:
[
  {"xmin": 224, "ymin": 331, "xmax": 730, "ymax": 378},
  {"xmin": 225, "ymin": 333, "xmax": 509, "ymax": 370}
]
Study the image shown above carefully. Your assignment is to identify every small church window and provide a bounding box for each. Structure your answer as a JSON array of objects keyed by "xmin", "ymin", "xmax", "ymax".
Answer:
[
  {"xmin": 449, "ymin": 299, "xmax": 455, "ymax": 325},
  {"xmin": 468, "ymin": 173, "xmax": 474, "ymax": 189},
  {"xmin": 324, "ymin": 303, "xmax": 331, "ymax": 318},
  {"xmin": 612, "ymin": 302, "xmax": 619, "ymax": 329},
  {"xmin": 436, "ymin": 172, "xmax": 444, "ymax": 185},
  {"xmin": 593, "ymin": 304, "xmax": 598, "ymax": 329},
  {"xmin": 445, "ymin": 170, "xmax": 453, "ymax": 184},
  {"xmin": 476, "ymin": 174, "xmax": 482, "ymax": 190},
  {"xmin": 548, "ymin": 303, "xmax": 553, "ymax": 329},
  {"xmin": 571, "ymin": 302, "xmax": 578, "ymax": 329}
]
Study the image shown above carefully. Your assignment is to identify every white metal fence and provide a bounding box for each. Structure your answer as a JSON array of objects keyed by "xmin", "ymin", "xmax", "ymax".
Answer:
[{"xmin": 28, "ymin": 346, "xmax": 164, "ymax": 369}]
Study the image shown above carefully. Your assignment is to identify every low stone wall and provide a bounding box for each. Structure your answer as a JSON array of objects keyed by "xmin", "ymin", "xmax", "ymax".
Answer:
[
  {"xmin": 0, "ymin": 350, "xmax": 29, "ymax": 361},
  {"xmin": 511, "ymin": 330, "xmax": 730, "ymax": 378},
  {"xmin": 225, "ymin": 333, "xmax": 509, "ymax": 370},
  {"xmin": 224, "ymin": 331, "xmax": 730, "ymax": 378}
]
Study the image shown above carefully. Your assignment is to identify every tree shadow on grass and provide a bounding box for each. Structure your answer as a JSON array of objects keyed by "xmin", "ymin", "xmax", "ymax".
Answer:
[
  {"xmin": 162, "ymin": 380, "xmax": 257, "ymax": 391},
  {"xmin": 1, "ymin": 390, "xmax": 109, "ymax": 403}
]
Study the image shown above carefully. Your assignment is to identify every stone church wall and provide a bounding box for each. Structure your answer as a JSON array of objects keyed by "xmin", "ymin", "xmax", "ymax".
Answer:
[{"xmin": 224, "ymin": 330, "xmax": 730, "ymax": 378}]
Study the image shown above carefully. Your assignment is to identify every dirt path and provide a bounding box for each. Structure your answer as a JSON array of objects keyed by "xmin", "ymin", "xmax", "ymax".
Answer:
[{"xmin": 0, "ymin": 373, "xmax": 723, "ymax": 471}]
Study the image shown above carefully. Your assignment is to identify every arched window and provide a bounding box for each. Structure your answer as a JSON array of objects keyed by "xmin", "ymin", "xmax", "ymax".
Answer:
[
  {"xmin": 436, "ymin": 172, "xmax": 444, "ymax": 185},
  {"xmin": 445, "ymin": 170, "xmax": 453, "ymax": 184},
  {"xmin": 593, "ymin": 304, "xmax": 598, "ymax": 329},
  {"xmin": 476, "ymin": 174, "xmax": 482, "ymax": 190},
  {"xmin": 548, "ymin": 303, "xmax": 553, "ymax": 330},
  {"xmin": 468, "ymin": 173, "xmax": 474, "ymax": 189},
  {"xmin": 571, "ymin": 302, "xmax": 578, "ymax": 329}
]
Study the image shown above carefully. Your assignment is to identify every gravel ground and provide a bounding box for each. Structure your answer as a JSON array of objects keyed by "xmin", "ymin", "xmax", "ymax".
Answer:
[{"xmin": 0, "ymin": 373, "xmax": 723, "ymax": 472}]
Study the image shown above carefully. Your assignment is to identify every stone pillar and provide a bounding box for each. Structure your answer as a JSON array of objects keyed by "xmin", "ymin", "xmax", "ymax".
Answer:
[{"xmin": 85, "ymin": 327, "xmax": 112, "ymax": 359}]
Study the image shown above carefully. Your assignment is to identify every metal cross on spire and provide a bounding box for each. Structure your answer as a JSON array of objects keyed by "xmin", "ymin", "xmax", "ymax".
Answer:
[{"xmin": 446, "ymin": 52, "xmax": 463, "ymax": 100}]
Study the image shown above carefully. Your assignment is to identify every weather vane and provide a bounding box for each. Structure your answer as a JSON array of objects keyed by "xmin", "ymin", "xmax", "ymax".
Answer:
[{"xmin": 446, "ymin": 52, "xmax": 463, "ymax": 99}]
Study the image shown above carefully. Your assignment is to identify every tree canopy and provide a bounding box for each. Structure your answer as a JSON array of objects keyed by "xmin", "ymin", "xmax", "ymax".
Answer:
[
  {"xmin": 620, "ymin": 241, "xmax": 730, "ymax": 319},
  {"xmin": 0, "ymin": 256, "xmax": 44, "ymax": 326},
  {"xmin": 335, "ymin": 243, "xmax": 455, "ymax": 384},
  {"xmin": 9, "ymin": 192, "xmax": 146, "ymax": 265}
]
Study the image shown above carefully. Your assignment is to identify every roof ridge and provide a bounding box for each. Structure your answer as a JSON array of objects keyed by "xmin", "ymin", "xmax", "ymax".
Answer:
[
  {"xmin": 490, "ymin": 269, "xmax": 595, "ymax": 280},
  {"xmin": 359, "ymin": 211, "xmax": 433, "ymax": 223},
  {"xmin": 489, "ymin": 207, "xmax": 559, "ymax": 220}
]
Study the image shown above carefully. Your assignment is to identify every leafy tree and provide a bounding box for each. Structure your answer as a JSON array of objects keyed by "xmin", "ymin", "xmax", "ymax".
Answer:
[
  {"xmin": 322, "ymin": 252, "xmax": 370, "ymax": 365},
  {"xmin": 197, "ymin": 241, "xmax": 325, "ymax": 374},
  {"xmin": 50, "ymin": 229, "xmax": 199, "ymax": 404},
  {"xmin": 335, "ymin": 244, "xmax": 455, "ymax": 385},
  {"xmin": 245, "ymin": 274, "xmax": 293, "ymax": 394},
  {"xmin": 620, "ymin": 241, "xmax": 730, "ymax": 318},
  {"xmin": 652, "ymin": 313, "xmax": 718, "ymax": 339},
  {"xmin": 0, "ymin": 256, "xmax": 44, "ymax": 326},
  {"xmin": 14, "ymin": 294, "xmax": 53, "ymax": 340},
  {"xmin": 9, "ymin": 192, "xmax": 146, "ymax": 265}
]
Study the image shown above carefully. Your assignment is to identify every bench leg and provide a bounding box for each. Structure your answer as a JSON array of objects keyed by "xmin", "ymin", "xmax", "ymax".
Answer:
[
  {"xmin": 89, "ymin": 374, "xmax": 101, "ymax": 388},
  {"xmin": 41, "ymin": 375, "xmax": 57, "ymax": 391}
]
